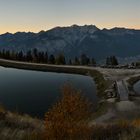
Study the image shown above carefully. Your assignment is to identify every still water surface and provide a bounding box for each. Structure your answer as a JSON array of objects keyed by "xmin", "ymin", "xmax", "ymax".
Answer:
[{"xmin": 0, "ymin": 67, "xmax": 97, "ymax": 118}]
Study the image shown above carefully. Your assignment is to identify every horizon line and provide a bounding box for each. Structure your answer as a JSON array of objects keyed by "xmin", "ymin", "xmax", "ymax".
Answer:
[{"xmin": 0, "ymin": 24, "xmax": 140, "ymax": 35}]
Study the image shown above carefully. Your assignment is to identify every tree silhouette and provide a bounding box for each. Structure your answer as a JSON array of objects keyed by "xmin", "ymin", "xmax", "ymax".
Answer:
[
  {"xmin": 106, "ymin": 56, "xmax": 118, "ymax": 66},
  {"xmin": 91, "ymin": 58, "xmax": 96, "ymax": 65},
  {"xmin": 44, "ymin": 51, "xmax": 48, "ymax": 63},
  {"xmin": 68, "ymin": 59, "xmax": 72, "ymax": 65},
  {"xmin": 26, "ymin": 50, "xmax": 33, "ymax": 62},
  {"xmin": 80, "ymin": 54, "xmax": 89, "ymax": 65},
  {"xmin": 33, "ymin": 48, "xmax": 38, "ymax": 62},
  {"xmin": 17, "ymin": 51, "xmax": 24, "ymax": 61},
  {"xmin": 49, "ymin": 54, "xmax": 55, "ymax": 64},
  {"xmin": 56, "ymin": 54, "xmax": 66, "ymax": 65},
  {"xmin": 74, "ymin": 57, "xmax": 80, "ymax": 65}
]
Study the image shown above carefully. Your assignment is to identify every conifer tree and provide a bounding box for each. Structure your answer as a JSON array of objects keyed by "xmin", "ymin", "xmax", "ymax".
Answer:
[
  {"xmin": 49, "ymin": 54, "xmax": 55, "ymax": 64},
  {"xmin": 56, "ymin": 54, "xmax": 66, "ymax": 65}
]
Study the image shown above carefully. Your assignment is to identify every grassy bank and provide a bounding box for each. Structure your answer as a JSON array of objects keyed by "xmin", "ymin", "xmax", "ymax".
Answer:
[
  {"xmin": 0, "ymin": 106, "xmax": 44, "ymax": 140},
  {"xmin": 0, "ymin": 59, "xmax": 108, "ymax": 98}
]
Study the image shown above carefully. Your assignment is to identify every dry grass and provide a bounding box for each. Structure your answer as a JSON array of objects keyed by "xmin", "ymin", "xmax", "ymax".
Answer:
[{"xmin": 0, "ymin": 107, "xmax": 44, "ymax": 140}]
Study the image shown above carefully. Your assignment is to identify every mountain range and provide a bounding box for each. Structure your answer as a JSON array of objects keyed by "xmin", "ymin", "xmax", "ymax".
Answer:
[{"xmin": 0, "ymin": 25, "xmax": 140, "ymax": 61}]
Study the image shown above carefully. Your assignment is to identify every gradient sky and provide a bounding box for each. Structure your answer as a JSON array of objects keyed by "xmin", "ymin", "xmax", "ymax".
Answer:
[{"xmin": 0, "ymin": 0, "xmax": 140, "ymax": 34}]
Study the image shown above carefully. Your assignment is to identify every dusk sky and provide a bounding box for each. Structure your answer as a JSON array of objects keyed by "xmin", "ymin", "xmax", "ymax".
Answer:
[{"xmin": 0, "ymin": 0, "xmax": 140, "ymax": 34}]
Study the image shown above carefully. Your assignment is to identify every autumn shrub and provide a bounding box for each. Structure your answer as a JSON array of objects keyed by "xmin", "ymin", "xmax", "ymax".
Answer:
[
  {"xmin": 131, "ymin": 119, "xmax": 140, "ymax": 127},
  {"xmin": 45, "ymin": 85, "xmax": 93, "ymax": 140},
  {"xmin": 0, "ymin": 105, "xmax": 6, "ymax": 120}
]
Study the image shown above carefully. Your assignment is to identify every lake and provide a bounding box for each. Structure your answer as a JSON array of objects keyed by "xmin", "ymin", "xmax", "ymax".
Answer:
[{"xmin": 0, "ymin": 66, "xmax": 97, "ymax": 118}]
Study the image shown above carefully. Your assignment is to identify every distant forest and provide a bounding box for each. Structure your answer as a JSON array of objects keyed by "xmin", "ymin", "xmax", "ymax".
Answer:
[
  {"xmin": 0, "ymin": 49, "xmax": 97, "ymax": 66},
  {"xmin": 0, "ymin": 49, "xmax": 119, "ymax": 66}
]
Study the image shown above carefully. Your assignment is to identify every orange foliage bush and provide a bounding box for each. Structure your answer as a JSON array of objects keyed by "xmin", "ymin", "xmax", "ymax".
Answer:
[
  {"xmin": 45, "ymin": 85, "xmax": 93, "ymax": 140},
  {"xmin": 131, "ymin": 119, "xmax": 140, "ymax": 127}
]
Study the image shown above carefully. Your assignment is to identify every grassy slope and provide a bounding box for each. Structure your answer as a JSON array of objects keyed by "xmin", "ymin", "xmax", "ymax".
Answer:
[{"xmin": 0, "ymin": 106, "xmax": 44, "ymax": 140}]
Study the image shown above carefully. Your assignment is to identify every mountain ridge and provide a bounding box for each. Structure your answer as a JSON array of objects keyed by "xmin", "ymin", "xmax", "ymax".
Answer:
[
  {"xmin": 1, "ymin": 24, "xmax": 139, "ymax": 35},
  {"xmin": 0, "ymin": 24, "xmax": 140, "ymax": 61}
]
